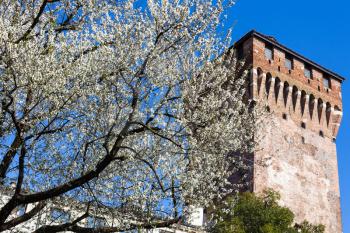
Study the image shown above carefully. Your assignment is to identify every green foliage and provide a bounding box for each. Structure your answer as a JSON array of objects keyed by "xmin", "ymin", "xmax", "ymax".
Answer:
[
  {"xmin": 211, "ymin": 189, "xmax": 325, "ymax": 233},
  {"xmin": 294, "ymin": 221, "xmax": 325, "ymax": 233}
]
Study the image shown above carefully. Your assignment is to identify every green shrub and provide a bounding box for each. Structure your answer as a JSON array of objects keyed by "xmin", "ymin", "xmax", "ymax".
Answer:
[{"xmin": 211, "ymin": 190, "xmax": 324, "ymax": 233}]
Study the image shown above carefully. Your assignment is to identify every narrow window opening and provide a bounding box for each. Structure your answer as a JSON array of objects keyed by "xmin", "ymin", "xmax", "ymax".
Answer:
[
  {"xmin": 285, "ymin": 55, "xmax": 293, "ymax": 70},
  {"xmin": 265, "ymin": 44, "xmax": 274, "ymax": 60},
  {"xmin": 301, "ymin": 122, "xmax": 306, "ymax": 129},
  {"xmin": 319, "ymin": 130, "xmax": 324, "ymax": 137},
  {"xmin": 301, "ymin": 136, "xmax": 305, "ymax": 144},
  {"xmin": 266, "ymin": 106, "xmax": 271, "ymax": 112},
  {"xmin": 282, "ymin": 113, "xmax": 287, "ymax": 120},
  {"xmin": 304, "ymin": 65, "xmax": 312, "ymax": 79},
  {"xmin": 323, "ymin": 76, "xmax": 331, "ymax": 89}
]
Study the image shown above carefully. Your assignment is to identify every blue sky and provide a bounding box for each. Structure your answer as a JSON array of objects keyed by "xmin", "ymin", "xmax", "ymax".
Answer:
[{"xmin": 225, "ymin": 0, "xmax": 349, "ymax": 231}]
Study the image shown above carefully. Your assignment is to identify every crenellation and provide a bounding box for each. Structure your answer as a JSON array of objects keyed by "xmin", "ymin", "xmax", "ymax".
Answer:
[
  {"xmin": 250, "ymin": 66, "xmax": 341, "ymax": 138},
  {"xmin": 246, "ymin": 35, "xmax": 342, "ymax": 102}
]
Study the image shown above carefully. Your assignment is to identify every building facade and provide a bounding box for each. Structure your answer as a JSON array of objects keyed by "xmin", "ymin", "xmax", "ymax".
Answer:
[{"xmin": 235, "ymin": 30, "xmax": 344, "ymax": 233}]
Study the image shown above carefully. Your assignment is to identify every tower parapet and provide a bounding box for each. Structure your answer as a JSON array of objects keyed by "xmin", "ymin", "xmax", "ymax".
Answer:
[{"xmin": 236, "ymin": 30, "xmax": 344, "ymax": 140}]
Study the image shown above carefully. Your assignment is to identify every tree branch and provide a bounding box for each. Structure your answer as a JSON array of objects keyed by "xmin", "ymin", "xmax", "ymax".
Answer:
[
  {"xmin": 0, "ymin": 134, "xmax": 22, "ymax": 181},
  {"xmin": 33, "ymin": 211, "xmax": 88, "ymax": 233},
  {"xmin": 69, "ymin": 218, "xmax": 181, "ymax": 233},
  {"xmin": 15, "ymin": 0, "xmax": 51, "ymax": 43},
  {"xmin": 129, "ymin": 122, "xmax": 182, "ymax": 148},
  {"xmin": 14, "ymin": 145, "xmax": 26, "ymax": 194},
  {"xmin": 0, "ymin": 202, "xmax": 46, "ymax": 231}
]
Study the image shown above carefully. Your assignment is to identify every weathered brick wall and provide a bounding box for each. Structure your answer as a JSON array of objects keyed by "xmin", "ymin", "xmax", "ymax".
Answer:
[
  {"xmin": 249, "ymin": 37, "xmax": 343, "ymax": 139},
  {"xmin": 254, "ymin": 113, "xmax": 342, "ymax": 233},
  {"xmin": 251, "ymin": 37, "xmax": 342, "ymax": 103},
  {"xmin": 236, "ymin": 34, "xmax": 344, "ymax": 233}
]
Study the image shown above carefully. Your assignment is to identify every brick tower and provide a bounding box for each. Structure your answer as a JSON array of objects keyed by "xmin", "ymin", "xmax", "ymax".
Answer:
[{"xmin": 234, "ymin": 31, "xmax": 344, "ymax": 233}]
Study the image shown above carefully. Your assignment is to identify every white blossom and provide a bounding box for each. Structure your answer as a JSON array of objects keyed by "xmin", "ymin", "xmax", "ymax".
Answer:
[{"xmin": 0, "ymin": 0, "xmax": 260, "ymax": 231}]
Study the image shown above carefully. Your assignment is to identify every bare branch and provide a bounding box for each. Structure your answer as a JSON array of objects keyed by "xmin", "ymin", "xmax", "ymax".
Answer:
[
  {"xmin": 14, "ymin": 145, "xmax": 26, "ymax": 194},
  {"xmin": 33, "ymin": 211, "xmax": 88, "ymax": 233},
  {"xmin": 0, "ymin": 202, "xmax": 46, "ymax": 231},
  {"xmin": 69, "ymin": 218, "xmax": 181, "ymax": 233}
]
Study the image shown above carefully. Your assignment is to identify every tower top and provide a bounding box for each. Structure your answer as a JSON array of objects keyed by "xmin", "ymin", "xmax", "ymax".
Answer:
[
  {"xmin": 234, "ymin": 30, "xmax": 344, "ymax": 139},
  {"xmin": 234, "ymin": 30, "xmax": 345, "ymax": 82}
]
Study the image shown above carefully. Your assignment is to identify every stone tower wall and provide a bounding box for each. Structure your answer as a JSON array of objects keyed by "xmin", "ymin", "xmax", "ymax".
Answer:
[
  {"xmin": 238, "ymin": 35, "xmax": 343, "ymax": 233},
  {"xmin": 254, "ymin": 113, "xmax": 341, "ymax": 233}
]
